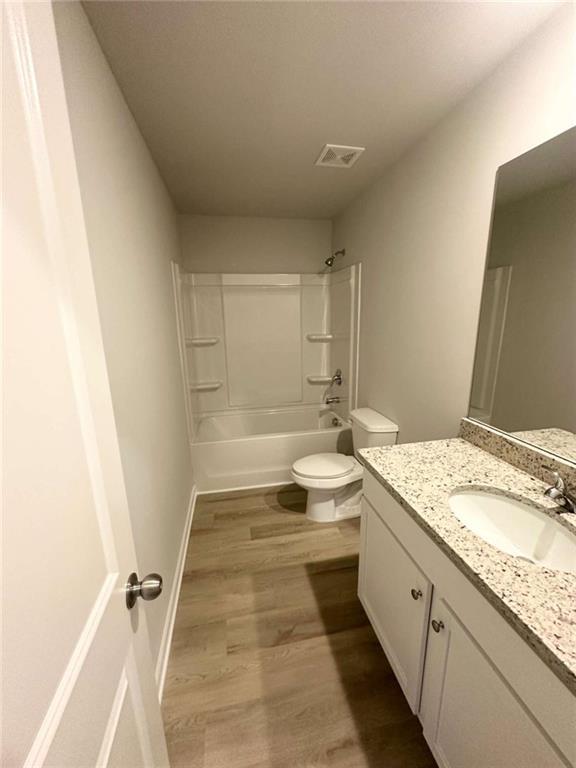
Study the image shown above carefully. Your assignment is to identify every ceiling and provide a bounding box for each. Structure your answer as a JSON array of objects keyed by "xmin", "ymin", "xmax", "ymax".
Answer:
[{"xmin": 83, "ymin": 1, "xmax": 561, "ymax": 219}]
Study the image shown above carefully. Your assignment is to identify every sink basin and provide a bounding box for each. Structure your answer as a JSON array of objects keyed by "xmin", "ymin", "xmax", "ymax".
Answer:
[{"xmin": 449, "ymin": 489, "xmax": 576, "ymax": 574}]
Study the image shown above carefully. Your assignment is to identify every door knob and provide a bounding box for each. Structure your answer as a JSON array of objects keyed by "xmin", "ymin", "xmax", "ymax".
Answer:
[
  {"xmin": 410, "ymin": 588, "xmax": 422, "ymax": 600},
  {"xmin": 431, "ymin": 619, "xmax": 445, "ymax": 633},
  {"xmin": 125, "ymin": 572, "xmax": 163, "ymax": 610}
]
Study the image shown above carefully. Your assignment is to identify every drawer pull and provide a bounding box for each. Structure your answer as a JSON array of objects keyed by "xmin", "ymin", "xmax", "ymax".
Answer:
[
  {"xmin": 410, "ymin": 588, "xmax": 422, "ymax": 600},
  {"xmin": 431, "ymin": 619, "xmax": 445, "ymax": 633}
]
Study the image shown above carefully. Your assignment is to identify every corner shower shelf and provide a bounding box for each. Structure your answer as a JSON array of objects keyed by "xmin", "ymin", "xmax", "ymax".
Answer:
[
  {"xmin": 306, "ymin": 333, "xmax": 333, "ymax": 343},
  {"xmin": 307, "ymin": 375, "xmax": 333, "ymax": 385},
  {"xmin": 185, "ymin": 336, "xmax": 220, "ymax": 347},
  {"xmin": 189, "ymin": 380, "xmax": 223, "ymax": 392}
]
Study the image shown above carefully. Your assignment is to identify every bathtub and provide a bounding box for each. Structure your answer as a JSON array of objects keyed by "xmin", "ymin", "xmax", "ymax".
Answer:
[{"xmin": 191, "ymin": 407, "xmax": 353, "ymax": 492}]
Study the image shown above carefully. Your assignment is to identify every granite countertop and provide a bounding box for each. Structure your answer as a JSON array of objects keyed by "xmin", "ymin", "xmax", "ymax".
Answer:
[
  {"xmin": 513, "ymin": 427, "xmax": 576, "ymax": 464},
  {"xmin": 358, "ymin": 438, "xmax": 576, "ymax": 694}
]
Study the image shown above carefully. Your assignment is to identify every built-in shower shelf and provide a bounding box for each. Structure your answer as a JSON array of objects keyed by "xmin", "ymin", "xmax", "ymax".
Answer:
[
  {"xmin": 306, "ymin": 333, "xmax": 333, "ymax": 342},
  {"xmin": 186, "ymin": 336, "xmax": 220, "ymax": 347},
  {"xmin": 307, "ymin": 375, "xmax": 333, "ymax": 385},
  {"xmin": 189, "ymin": 380, "xmax": 223, "ymax": 392}
]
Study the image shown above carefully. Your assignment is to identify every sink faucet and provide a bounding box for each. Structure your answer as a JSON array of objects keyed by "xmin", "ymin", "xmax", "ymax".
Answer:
[
  {"xmin": 325, "ymin": 396, "xmax": 341, "ymax": 405},
  {"xmin": 543, "ymin": 471, "xmax": 576, "ymax": 513}
]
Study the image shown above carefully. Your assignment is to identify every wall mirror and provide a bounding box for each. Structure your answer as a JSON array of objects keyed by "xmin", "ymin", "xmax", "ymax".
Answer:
[{"xmin": 469, "ymin": 126, "xmax": 576, "ymax": 464}]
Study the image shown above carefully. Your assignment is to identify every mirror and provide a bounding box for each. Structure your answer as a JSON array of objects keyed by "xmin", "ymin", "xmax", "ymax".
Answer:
[{"xmin": 469, "ymin": 127, "xmax": 576, "ymax": 464}]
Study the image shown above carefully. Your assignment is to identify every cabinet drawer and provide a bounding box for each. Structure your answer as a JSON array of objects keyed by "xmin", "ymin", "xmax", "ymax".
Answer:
[{"xmin": 359, "ymin": 496, "xmax": 432, "ymax": 712}]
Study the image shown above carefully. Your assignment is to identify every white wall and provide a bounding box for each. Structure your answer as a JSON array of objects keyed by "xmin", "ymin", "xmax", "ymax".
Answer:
[
  {"xmin": 333, "ymin": 7, "xmax": 575, "ymax": 444},
  {"xmin": 180, "ymin": 214, "xmax": 331, "ymax": 273},
  {"xmin": 489, "ymin": 180, "xmax": 576, "ymax": 432},
  {"xmin": 54, "ymin": 2, "xmax": 193, "ymax": 665}
]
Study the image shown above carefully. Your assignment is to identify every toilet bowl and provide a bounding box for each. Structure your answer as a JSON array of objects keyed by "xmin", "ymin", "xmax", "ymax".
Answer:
[
  {"xmin": 290, "ymin": 408, "xmax": 398, "ymax": 522},
  {"xmin": 291, "ymin": 453, "xmax": 364, "ymax": 523}
]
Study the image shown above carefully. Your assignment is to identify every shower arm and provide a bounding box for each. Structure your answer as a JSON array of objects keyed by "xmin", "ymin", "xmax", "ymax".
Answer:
[{"xmin": 325, "ymin": 248, "xmax": 346, "ymax": 268}]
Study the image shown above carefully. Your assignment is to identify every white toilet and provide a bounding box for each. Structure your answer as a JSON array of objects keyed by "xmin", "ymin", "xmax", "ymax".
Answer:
[{"xmin": 291, "ymin": 408, "xmax": 398, "ymax": 522}]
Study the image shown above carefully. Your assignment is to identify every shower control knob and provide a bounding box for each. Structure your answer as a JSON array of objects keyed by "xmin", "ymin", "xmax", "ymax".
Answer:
[{"xmin": 125, "ymin": 572, "xmax": 163, "ymax": 609}]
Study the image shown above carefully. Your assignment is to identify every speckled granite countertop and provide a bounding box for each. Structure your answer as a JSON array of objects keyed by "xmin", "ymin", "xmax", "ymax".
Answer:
[
  {"xmin": 513, "ymin": 427, "xmax": 576, "ymax": 464},
  {"xmin": 358, "ymin": 438, "xmax": 576, "ymax": 694}
]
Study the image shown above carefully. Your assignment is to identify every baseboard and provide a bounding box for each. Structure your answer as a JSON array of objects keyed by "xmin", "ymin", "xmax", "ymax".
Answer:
[{"xmin": 155, "ymin": 483, "xmax": 197, "ymax": 701}]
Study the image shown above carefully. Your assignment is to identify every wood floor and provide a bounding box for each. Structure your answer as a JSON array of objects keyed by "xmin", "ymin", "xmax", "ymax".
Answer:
[{"xmin": 162, "ymin": 484, "xmax": 436, "ymax": 768}]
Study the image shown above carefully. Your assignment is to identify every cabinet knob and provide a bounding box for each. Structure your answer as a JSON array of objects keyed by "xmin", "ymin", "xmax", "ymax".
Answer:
[
  {"xmin": 431, "ymin": 619, "xmax": 445, "ymax": 633},
  {"xmin": 410, "ymin": 588, "xmax": 423, "ymax": 600}
]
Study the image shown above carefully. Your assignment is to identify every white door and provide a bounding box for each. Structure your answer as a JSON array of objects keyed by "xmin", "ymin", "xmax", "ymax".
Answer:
[
  {"xmin": 358, "ymin": 497, "xmax": 432, "ymax": 712},
  {"xmin": 3, "ymin": 3, "xmax": 169, "ymax": 766}
]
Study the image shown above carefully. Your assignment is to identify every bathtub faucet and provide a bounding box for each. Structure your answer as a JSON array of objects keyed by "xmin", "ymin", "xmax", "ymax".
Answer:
[{"xmin": 325, "ymin": 396, "xmax": 341, "ymax": 405}]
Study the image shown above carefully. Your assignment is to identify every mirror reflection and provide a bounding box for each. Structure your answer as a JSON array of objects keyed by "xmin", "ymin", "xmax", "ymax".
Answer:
[{"xmin": 469, "ymin": 127, "xmax": 576, "ymax": 463}]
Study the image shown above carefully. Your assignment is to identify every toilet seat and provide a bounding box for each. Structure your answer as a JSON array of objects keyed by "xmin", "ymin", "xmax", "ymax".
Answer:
[
  {"xmin": 292, "ymin": 452, "xmax": 356, "ymax": 480},
  {"xmin": 291, "ymin": 453, "xmax": 363, "ymax": 492}
]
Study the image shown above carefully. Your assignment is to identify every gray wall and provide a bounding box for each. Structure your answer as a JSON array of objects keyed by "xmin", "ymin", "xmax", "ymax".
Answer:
[
  {"xmin": 489, "ymin": 180, "xmax": 576, "ymax": 432},
  {"xmin": 333, "ymin": 7, "xmax": 575, "ymax": 444},
  {"xmin": 54, "ymin": 2, "xmax": 193, "ymax": 665},
  {"xmin": 180, "ymin": 214, "xmax": 332, "ymax": 273}
]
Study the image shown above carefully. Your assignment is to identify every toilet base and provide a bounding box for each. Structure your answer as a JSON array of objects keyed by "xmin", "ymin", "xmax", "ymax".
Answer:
[{"xmin": 306, "ymin": 480, "xmax": 363, "ymax": 523}]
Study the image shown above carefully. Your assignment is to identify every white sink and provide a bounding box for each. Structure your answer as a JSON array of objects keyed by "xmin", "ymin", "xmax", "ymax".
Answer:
[{"xmin": 449, "ymin": 489, "xmax": 576, "ymax": 574}]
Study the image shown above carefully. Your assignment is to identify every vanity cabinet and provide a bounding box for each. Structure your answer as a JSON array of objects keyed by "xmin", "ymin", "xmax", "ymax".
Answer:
[
  {"xmin": 359, "ymin": 497, "xmax": 431, "ymax": 711},
  {"xmin": 359, "ymin": 471, "xmax": 575, "ymax": 768},
  {"xmin": 420, "ymin": 592, "xmax": 566, "ymax": 768}
]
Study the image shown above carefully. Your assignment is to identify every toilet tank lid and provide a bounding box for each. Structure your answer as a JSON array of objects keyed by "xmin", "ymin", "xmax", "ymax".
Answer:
[{"xmin": 349, "ymin": 408, "xmax": 398, "ymax": 433}]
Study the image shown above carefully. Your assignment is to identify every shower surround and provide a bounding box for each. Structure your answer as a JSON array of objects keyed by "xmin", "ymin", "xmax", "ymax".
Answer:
[{"xmin": 175, "ymin": 266, "xmax": 360, "ymax": 491}]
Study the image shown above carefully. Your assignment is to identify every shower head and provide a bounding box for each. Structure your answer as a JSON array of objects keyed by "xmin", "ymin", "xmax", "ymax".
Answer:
[{"xmin": 325, "ymin": 248, "xmax": 346, "ymax": 268}]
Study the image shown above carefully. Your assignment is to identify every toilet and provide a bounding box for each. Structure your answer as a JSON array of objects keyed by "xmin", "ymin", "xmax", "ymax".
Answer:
[{"xmin": 291, "ymin": 408, "xmax": 398, "ymax": 522}]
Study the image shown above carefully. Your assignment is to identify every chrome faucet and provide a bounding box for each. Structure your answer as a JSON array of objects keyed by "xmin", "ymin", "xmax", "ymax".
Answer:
[
  {"xmin": 324, "ymin": 369, "xmax": 342, "ymax": 405},
  {"xmin": 543, "ymin": 471, "xmax": 576, "ymax": 513}
]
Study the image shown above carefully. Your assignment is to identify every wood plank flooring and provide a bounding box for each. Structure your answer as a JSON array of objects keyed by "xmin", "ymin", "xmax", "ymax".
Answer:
[{"xmin": 162, "ymin": 484, "xmax": 436, "ymax": 768}]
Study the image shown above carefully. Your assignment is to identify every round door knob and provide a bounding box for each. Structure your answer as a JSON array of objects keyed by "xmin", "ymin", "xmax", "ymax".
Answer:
[
  {"xmin": 431, "ymin": 619, "xmax": 445, "ymax": 633},
  {"xmin": 410, "ymin": 588, "xmax": 422, "ymax": 600},
  {"xmin": 125, "ymin": 572, "xmax": 163, "ymax": 610}
]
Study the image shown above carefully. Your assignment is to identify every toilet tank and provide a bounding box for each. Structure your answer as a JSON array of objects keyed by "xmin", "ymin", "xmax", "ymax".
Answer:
[{"xmin": 349, "ymin": 408, "xmax": 398, "ymax": 454}]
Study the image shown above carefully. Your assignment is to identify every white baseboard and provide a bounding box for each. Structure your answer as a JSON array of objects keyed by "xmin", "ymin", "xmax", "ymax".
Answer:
[{"xmin": 155, "ymin": 484, "xmax": 197, "ymax": 701}]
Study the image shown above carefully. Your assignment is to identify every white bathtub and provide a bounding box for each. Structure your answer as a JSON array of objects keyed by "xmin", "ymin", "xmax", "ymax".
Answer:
[{"xmin": 191, "ymin": 407, "xmax": 353, "ymax": 492}]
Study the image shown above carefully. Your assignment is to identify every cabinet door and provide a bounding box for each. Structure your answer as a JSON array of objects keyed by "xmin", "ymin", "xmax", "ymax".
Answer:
[
  {"xmin": 420, "ymin": 593, "xmax": 567, "ymax": 768},
  {"xmin": 359, "ymin": 497, "xmax": 432, "ymax": 711}
]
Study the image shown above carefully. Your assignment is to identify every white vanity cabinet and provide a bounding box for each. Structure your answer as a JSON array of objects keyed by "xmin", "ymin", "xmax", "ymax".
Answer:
[
  {"xmin": 420, "ymin": 592, "xmax": 566, "ymax": 768},
  {"xmin": 359, "ymin": 496, "xmax": 431, "ymax": 711},
  {"xmin": 359, "ymin": 471, "xmax": 576, "ymax": 768}
]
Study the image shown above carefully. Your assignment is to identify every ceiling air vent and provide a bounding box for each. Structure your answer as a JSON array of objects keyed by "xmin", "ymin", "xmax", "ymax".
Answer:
[{"xmin": 315, "ymin": 144, "xmax": 365, "ymax": 168}]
